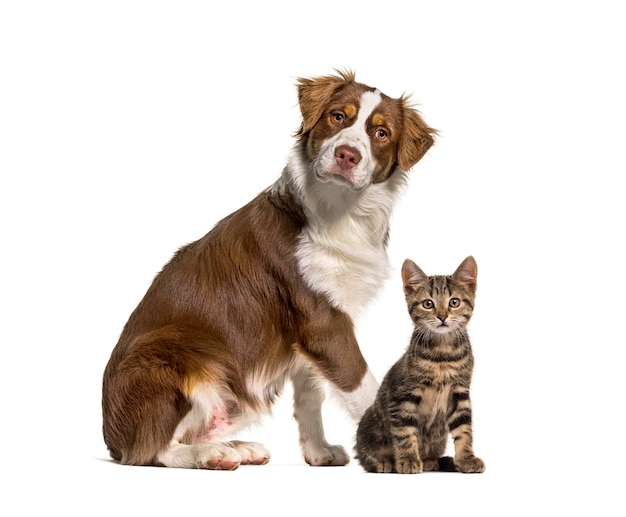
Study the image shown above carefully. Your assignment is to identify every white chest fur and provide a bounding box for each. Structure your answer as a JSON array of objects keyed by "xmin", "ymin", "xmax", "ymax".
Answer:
[
  {"xmin": 295, "ymin": 208, "xmax": 389, "ymax": 320},
  {"xmin": 275, "ymin": 147, "xmax": 407, "ymax": 321}
]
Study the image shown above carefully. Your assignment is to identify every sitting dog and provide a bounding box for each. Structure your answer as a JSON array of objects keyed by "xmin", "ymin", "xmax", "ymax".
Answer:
[{"xmin": 102, "ymin": 70, "xmax": 436, "ymax": 469}]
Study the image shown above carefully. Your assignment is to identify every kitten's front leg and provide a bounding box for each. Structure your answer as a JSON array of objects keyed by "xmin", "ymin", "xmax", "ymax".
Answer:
[
  {"xmin": 392, "ymin": 430, "xmax": 423, "ymax": 474},
  {"xmin": 448, "ymin": 389, "xmax": 485, "ymax": 473}
]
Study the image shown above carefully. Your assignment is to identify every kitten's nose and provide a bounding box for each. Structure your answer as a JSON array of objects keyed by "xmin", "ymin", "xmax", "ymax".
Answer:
[{"xmin": 437, "ymin": 315, "xmax": 447, "ymax": 323}]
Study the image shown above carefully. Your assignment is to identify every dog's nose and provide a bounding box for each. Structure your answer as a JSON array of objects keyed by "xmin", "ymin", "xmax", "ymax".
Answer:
[{"xmin": 335, "ymin": 145, "xmax": 361, "ymax": 169}]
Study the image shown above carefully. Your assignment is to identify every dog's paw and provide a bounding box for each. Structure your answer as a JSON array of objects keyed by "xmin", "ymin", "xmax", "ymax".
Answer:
[
  {"xmin": 303, "ymin": 443, "xmax": 350, "ymax": 466},
  {"xmin": 194, "ymin": 443, "xmax": 243, "ymax": 470},
  {"xmin": 230, "ymin": 441, "xmax": 271, "ymax": 465}
]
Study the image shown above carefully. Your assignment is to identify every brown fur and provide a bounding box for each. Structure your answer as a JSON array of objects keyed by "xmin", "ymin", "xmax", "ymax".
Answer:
[
  {"xmin": 102, "ymin": 71, "xmax": 436, "ymax": 468},
  {"xmin": 103, "ymin": 191, "xmax": 368, "ymax": 465}
]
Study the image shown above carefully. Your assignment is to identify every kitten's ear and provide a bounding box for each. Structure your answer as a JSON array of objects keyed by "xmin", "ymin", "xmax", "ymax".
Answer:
[
  {"xmin": 402, "ymin": 259, "xmax": 428, "ymax": 294},
  {"xmin": 452, "ymin": 256, "xmax": 478, "ymax": 292}
]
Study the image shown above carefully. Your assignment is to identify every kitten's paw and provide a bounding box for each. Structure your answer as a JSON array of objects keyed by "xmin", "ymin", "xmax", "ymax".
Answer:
[
  {"xmin": 230, "ymin": 441, "xmax": 270, "ymax": 465},
  {"xmin": 303, "ymin": 443, "xmax": 350, "ymax": 466},
  {"xmin": 456, "ymin": 456, "xmax": 485, "ymax": 473},
  {"xmin": 423, "ymin": 458, "xmax": 440, "ymax": 471},
  {"xmin": 396, "ymin": 458, "xmax": 423, "ymax": 474},
  {"xmin": 372, "ymin": 458, "xmax": 394, "ymax": 473}
]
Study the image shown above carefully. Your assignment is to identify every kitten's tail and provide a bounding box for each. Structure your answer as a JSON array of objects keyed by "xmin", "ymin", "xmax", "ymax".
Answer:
[{"xmin": 436, "ymin": 456, "xmax": 458, "ymax": 472}]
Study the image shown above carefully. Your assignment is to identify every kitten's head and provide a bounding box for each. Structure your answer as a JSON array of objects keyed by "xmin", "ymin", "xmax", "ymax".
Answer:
[{"xmin": 401, "ymin": 256, "xmax": 477, "ymax": 335}]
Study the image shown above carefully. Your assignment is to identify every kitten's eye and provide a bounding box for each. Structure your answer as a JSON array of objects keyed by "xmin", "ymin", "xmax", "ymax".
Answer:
[
  {"xmin": 332, "ymin": 113, "xmax": 345, "ymax": 124},
  {"xmin": 422, "ymin": 300, "xmax": 434, "ymax": 309},
  {"xmin": 449, "ymin": 298, "xmax": 461, "ymax": 308}
]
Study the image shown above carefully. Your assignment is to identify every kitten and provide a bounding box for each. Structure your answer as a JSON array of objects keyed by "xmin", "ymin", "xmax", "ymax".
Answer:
[{"xmin": 355, "ymin": 256, "xmax": 485, "ymax": 474}]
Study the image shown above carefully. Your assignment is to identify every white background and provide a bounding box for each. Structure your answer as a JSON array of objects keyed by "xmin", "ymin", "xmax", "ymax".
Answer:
[{"xmin": 1, "ymin": 1, "xmax": 624, "ymax": 515}]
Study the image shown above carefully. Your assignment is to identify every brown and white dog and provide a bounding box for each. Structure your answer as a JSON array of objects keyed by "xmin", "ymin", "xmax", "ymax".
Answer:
[{"xmin": 102, "ymin": 70, "xmax": 436, "ymax": 469}]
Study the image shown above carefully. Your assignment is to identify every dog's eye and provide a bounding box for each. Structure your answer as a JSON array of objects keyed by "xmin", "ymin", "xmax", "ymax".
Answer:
[
  {"xmin": 375, "ymin": 128, "xmax": 388, "ymax": 140},
  {"xmin": 332, "ymin": 113, "xmax": 345, "ymax": 124}
]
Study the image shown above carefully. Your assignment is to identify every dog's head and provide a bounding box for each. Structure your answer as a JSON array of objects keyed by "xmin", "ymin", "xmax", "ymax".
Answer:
[{"xmin": 296, "ymin": 69, "xmax": 437, "ymax": 191}]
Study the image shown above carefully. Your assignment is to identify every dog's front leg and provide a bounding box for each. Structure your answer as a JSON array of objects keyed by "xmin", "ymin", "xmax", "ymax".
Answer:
[
  {"xmin": 291, "ymin": 366, "xmax": 351, "ymax": 466},
  {"xmin": 332, "ymin": 366, "xmax": 379, "ymax": 421}
]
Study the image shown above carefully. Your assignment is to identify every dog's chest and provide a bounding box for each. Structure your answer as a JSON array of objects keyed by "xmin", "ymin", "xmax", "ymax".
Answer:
[{"xmin": 295, "ymin": 217, "xmax": 390, "ymax": 320}]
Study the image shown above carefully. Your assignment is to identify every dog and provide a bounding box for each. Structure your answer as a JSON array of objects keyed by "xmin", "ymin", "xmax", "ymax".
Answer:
[{"xmin": 102, "ymin": 70, "xmax": 436, "ymax": 469}]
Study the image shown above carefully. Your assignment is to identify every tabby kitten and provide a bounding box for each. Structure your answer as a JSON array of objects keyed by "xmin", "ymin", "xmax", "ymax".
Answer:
[{"xmin": 355, "ymin": 256, "xmax": 485, "ymax": 474}]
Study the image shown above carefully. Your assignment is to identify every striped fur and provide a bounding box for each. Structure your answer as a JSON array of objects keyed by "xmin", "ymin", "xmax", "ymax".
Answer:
[{"xmin": 355, "ymin": 256, "xmax": 485, "ymax": 474}]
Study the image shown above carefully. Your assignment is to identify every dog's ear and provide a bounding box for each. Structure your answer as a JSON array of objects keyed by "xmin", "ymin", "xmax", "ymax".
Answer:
[
  {"xmin": 296, "ymin": 69, "xmax": 355, "ymax": 135},
  {"xmin": 397, "ymin": 99, "xmax": 438, "ymax": 171}
]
